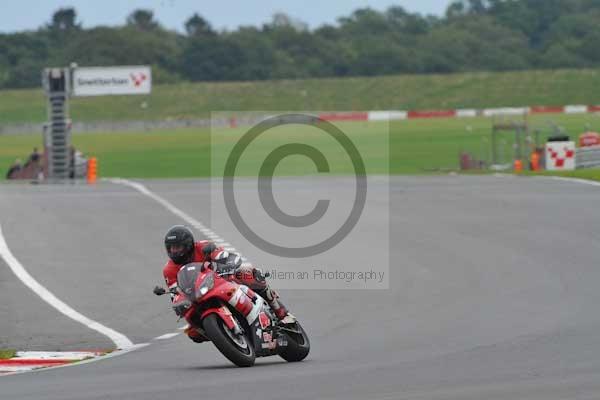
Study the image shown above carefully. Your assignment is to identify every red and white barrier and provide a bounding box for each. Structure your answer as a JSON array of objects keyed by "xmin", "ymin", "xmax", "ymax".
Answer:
[
  {"xmin": 319, "ymin": 112, "xmax": 368, "ymax": 121},
  {"xmin": 565, "ymin": 105, "xmax": 588, "ymax": 114},
  {"xmin": 367, "ymin": 111, "xmax": 407, "ymax": 121},
  {"xmin": 531, "ymin": 106, "xmax": 565, "ymax": 114},
  {"xmin": 408, "ymin": 110, "xmax": 456, "ymax": 119},
  {"xmin": 0, "ymin": 351, "xmax": 104, "ymax": 375},
  {"xmin": 317, "ymin": 104, "xmax": 600, "ymax": 122},
  {"xmin": 482, "ymin": 107, "xmax": 529, "ymax": 117},
  {"xmin": 456, "ymin": 109, "xmax": 478, "ymax": 118}
]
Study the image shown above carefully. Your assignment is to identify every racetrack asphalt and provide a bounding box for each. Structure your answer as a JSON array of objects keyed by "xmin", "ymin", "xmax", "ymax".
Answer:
[{"xmin": 1, "ymin": 175, "xmax": 600, "ymax": 399}]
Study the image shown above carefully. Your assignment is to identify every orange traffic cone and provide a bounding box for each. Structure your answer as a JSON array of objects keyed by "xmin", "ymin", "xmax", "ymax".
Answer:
[
  {"xmin": 531, "ymin": 152, "xmax": 540, "ymax": 172},
  {"xmin": 87, "ymin": 157, "xmax": 98, "ymax": 184},
  {"xmin": 514, "ymin": 159, "xmax": 523, "ymax": 173}
]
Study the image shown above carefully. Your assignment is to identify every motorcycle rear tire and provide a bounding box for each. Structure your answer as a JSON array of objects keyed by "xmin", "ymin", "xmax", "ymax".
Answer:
[
  {"xmin": 203, "ymin": 314, "xmax": 256, "ymax": 367},
  {"xmin": 278, "ymin": 322, "xmax": 310, "ymax": 362}
]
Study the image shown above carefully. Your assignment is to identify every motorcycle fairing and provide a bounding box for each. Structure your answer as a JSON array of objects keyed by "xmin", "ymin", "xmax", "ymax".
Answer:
[{"xmin": 200, "ymin": 306, "xmax": 239, "ymax": 331}]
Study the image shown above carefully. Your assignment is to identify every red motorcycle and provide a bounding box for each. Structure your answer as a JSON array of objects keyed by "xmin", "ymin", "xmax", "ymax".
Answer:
[{"xmin": 155, "ymin": 262, "xmax": 310, "ymax": 367}]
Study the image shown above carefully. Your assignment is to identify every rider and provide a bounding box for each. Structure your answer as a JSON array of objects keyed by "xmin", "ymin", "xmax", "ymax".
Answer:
[{"xmin": 162, "ymin": 225, "xmax": 295, "ymax": 342}]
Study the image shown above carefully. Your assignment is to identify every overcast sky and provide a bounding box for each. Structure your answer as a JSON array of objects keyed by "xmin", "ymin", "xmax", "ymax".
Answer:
[{"xmin": 1, "ymin": 0, "xmax": 451, "ymax": 33}]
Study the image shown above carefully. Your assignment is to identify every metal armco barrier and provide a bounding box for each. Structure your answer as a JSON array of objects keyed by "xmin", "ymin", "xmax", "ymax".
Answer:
[{"xmin": 576, "ymin": 146, "xmax": 600, "ymax": 169}]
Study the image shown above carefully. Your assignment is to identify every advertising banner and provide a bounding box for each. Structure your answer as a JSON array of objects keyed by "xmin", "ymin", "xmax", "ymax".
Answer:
[{"xmin": 72, "ymin": 66, "xmax": 151, "ymax": 96}]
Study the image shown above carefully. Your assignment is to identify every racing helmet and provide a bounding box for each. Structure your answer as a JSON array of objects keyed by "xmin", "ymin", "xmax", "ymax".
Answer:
[{"xmin": 164, "ymin": 225, "xmax": 195, "ymax": 264}]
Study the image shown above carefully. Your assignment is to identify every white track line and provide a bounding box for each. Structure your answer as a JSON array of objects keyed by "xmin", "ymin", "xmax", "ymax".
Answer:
[
  {"xmin": 0, "ymin": 224, "xmax": 133, "ymax": 350},
  {"xmin": 546, "ymin": 176, "xmax": 600, "ymax": 187},
  {"xmin": 108, "ymin": 178, "xmax": 254, "ymax": 341},
  {"xmin": 14, "ymin": 351, "xmax": 101, "ymax": 361},
  {"xmin": 154, "ymin": 333, "xmax": 180, "ymax": 340},
  {"xmin": 0, "ymin": 366, "xmax": 38, "ymax": 373},
  {"xmin": 108, "ymin": 178, "xmax": 248, "ymax": 264}
]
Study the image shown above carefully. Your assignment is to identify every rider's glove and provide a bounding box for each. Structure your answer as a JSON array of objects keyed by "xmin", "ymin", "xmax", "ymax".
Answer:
[
  {"xmin": 253, "ymin": 268, "xmax": 267, "ymax": 282},
  {"xmin": 202, "ymin": 242, "xmax": 217, "ymax": 260}
]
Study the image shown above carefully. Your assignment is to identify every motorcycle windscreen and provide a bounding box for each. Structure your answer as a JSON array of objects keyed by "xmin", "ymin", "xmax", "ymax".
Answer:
[{"xmin": 176, "ymin": 263, "xmax": 204, "ymax": 300}]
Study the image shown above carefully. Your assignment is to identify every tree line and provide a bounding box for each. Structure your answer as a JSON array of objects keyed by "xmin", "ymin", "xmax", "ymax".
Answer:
[{"xmin": 2, "ymin": 0, "xmax": 600, "ymax": 89}]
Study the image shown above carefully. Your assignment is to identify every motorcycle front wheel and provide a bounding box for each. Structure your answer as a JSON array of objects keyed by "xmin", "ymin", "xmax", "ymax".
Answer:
[{"xmin": 203, "ymin": 313, "xmax": 256, "ymax": 367}]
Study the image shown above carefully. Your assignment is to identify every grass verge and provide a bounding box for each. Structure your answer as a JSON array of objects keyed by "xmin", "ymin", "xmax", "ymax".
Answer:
[
  {"xmin": 0, "ymin": 349, "xmax": 16, "ymax": 359},
  {"xmin": 2, "ymin": 68, "xmax": 600, "ymax": 124},
  {"xmin": 1, "ymin": 113, "xmax": 599, "ymax": 180}
]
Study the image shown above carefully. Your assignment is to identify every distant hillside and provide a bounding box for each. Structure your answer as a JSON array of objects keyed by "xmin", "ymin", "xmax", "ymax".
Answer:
[{"xmin": 2, "ymin": 68, "xmax": 600, "ymax": 125}]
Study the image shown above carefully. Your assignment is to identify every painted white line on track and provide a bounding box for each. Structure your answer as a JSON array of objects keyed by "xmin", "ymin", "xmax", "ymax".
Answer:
[
  {"xmin": 547, "ymin": 176, "xmax": 600, "ymax": 187},
  {"xmin": 107, "ymin": 179, "xmax": 255, "ymax": 344},
  {"xmin": 154, "ymin": 333, "xmax": 181, "ymax": 340},
  {"xmin": 0, "ymin": 366, "xmax": 38, "ymax": 373},
  {"xmin": 107, "ymin": 178, "xmax": 244, "ymax": 258},
  {"xmin": 0, "ymin": 224, "xmax": 134, "ymax": 350},
  {"xmin": 14, "ymin": 351, "xmax": 101, "ymax": 361}
]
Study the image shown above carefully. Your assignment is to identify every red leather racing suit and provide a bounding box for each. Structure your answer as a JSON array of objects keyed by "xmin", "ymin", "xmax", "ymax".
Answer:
[{"xmin": 162, "ymin": 241, "xmax": 289, "ymax": 324}]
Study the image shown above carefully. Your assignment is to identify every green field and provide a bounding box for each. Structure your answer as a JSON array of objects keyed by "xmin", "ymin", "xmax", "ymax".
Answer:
[
  {"xmin": 0, "ymin": 349, "xmax": 16, "ymax": 359},
  {"xmin": 3, "ymin": 68, "xmax": 600, "ymax": 125},
  {"xmin": 2, "ymin": 113, "xmax": 600, "ymax": 180},
  {"xmin": 3, "ymin": 67, "xmax": 600, "ymax": 184}
]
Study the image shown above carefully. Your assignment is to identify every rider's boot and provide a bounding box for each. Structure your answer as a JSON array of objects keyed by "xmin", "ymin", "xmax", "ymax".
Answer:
[
  {"xmin": 234, "ymin": 265, "xmax": 296, "ymax": 324},
  {"xmin": 257, "ymin": 286, "xmax": 296, "ymax": 325}
]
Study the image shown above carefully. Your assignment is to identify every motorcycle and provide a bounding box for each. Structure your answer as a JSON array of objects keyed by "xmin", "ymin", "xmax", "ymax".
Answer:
[{"xmin": 154, "ymin": 262, "xmax": 310, "ymax": 367}]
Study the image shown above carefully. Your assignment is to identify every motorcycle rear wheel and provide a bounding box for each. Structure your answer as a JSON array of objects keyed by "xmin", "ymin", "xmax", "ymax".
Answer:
[
  {"xmin": 203, "ymin": 314, "xmax": 256, "ymax": 367},
  {"xmin": 278, "ymin": 322, "xmax": 310, "ymax": 362}
]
